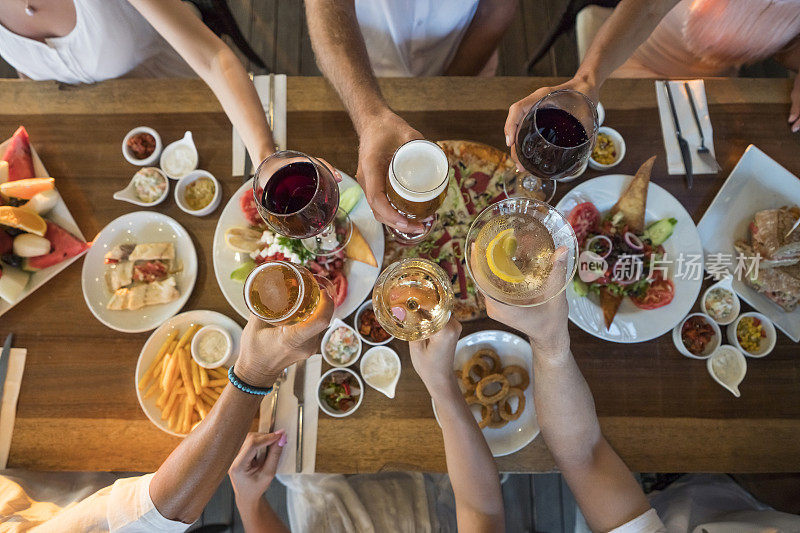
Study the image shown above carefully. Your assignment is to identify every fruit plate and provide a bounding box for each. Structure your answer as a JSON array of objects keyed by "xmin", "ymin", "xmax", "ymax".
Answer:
[
  {"xmin": 556, "ymin": 174, "xmax": 704, "ymax": 343},
  {"xmin": 212, "ymin": 172, "xmax": 384, "ymax": 321},
  {"xmin": 432, "ymin": 330, "xmax": 539, "ymax": 457},
  {"xmin": 0, "ymin": 138, "xmax": 88, "ymax": 317},
  {"xmin": 81, "ymin": 211, "xmax": 198, "ymax": 333},
  {"xmin": 135, "ymin": 309, "xmax": 243, "ymax": 437}
]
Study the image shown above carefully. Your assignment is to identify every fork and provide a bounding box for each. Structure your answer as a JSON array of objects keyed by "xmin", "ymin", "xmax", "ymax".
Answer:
[{"xmin": 683, "ymin": 82, "xmax": 721, "ymax": 172}]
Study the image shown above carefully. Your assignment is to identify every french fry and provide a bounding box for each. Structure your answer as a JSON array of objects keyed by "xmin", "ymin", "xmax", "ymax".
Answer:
[
  {"xmin": 199, "ymin": 366, "xmax": 209, "ymax": 388},
  {"xmin": 178, "ymin": 347, "xmax": 197, "ymax": 406},
  {"xmin": 207, "ymin": 378, "xmax": 228, "ymax": 388},
  {"xmin": 174, "ymin": 403, "xmax": 186, "ymax": 432},
  {"xmin": 195, "ymin": 399, "xmax": 208, "ymax": 419},
  {"xmin": 202, "ymin": 388, "xmax": 221, "ymax": 401},
  {"xmin": 209, "ymin": 367, "xmax": 227, "ymax": 379},
  {"xmin": 162, "ymin": 388, "xmax": 182, "ymax": 420},
  {"xmin": 169, "ymin": 407, "xmax": 180, "ymax": 432},
  {"xmin": 143, "ymin": 380, "xmax": 159, "ymax": 400},
  {"xmin": 182, "ymin": 399, "xmax": 193, "ymax": 433},
  {"xmin": 175, "ymin": 324, "xmax": 201, "ymax": 353},
  {"xmin": 139, "ymin": 330, "xmax": 178, "ymax": 390},
  {"xmin": 161, "ymin": 353, "xmax": 180, "ymax": 391},
  {"xmin": 191, "ymin": 361, "xmax": 202, "ymax": 396}
]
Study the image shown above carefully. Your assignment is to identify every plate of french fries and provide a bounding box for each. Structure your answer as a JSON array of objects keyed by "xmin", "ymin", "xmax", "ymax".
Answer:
[{"xmin": 135, "ymin": 309, "xmax": 243, "ymax": 437}]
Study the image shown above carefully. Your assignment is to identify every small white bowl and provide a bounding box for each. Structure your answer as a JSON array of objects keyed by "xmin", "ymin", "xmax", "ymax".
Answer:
[
  {"xmin": 174, "ymin": 169, "xmax": 221, "ymax": 217},
  {"xmin": 190, "ymin": 324, "xmax": 233, "ymax": 369},
  {"xmin": 707, "ymin": 344, "xmax": 747, "ymax": 397},
  {"xmin": 360, "ymin": 346, "xmax": 401, "ymax": 399},
  {"xmin": 160, "ymin": 131, "xmax": 198, "ymax": 180},
  {"xmin": 588, "ymin": 126, "xmax": 625, "ymax": 170},
  {"xmin": 316, "ymin": 367, "xmax": 364, "ymax": 418},
  {"xmin": 320, "ymin": 318, "xmax": 362, "ymax": 367},
  {"xmin": 353, "ymin": 300, "xmax": 394, "ymax": 346},
  {"xmin": 700, "ymin": 277, "xmax": 740, "ymax": 326},
  {"xmin": 672, "ymin": 312, "xmax": 721, "ymax": 359},
  {"xmin": 727, "ymin": 312, "xmax": 776, "ymax": 358},
  {"xmin": 122, "ymin": 126, "xmax": 162, "ymax": 166},
  {"xmin": 113, "ymin": 167, "xmax": 169, "ymax": 207},
  {"xmin": 596, "ymin": 101, "xmax": 605, "ymax": 126}
]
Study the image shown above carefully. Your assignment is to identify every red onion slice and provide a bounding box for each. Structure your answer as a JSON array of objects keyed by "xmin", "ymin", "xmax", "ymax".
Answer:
[
  {"xmin": 624, "ymin": 231, "xmax": 644, "ymax": 250},
  {"xmin": 586, "ymin": 235, "xmax": 613, "ymax": 259}
]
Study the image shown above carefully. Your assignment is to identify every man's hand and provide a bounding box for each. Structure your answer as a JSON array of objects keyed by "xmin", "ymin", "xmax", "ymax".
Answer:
[
  {"xmin": 235, "ymin": 293, "xmax": 334, "ymax": 388},
  {"xmin": 789, "ymin": 74, "xmax": 800, "ymax": 133},
  {"xmin": 408, "ymin": 317, "xmax": 462, "ymax": 393},
  {"xmin": 504, "ymin": 77, "xmax": 599, "ymax": 172},
  {"xmin": 229, "ymin": 431, "xmax": 287, "ymax": 506},
  {"xmin": 356, "ymin": 110, "xmax": 425, "ymax": 233}
]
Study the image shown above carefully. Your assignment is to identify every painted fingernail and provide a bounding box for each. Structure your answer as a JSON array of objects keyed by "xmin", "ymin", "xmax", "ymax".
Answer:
[
  {"xmin": 505, "ymin": 134, "xmax": 511, "ymax": 147},
  {"xmin": 278, "ymin": 433, "xmax": 288, "ymax": 447},
  {"xmin": 793, "ymin": 124, "xmax": 800, "ymax": 133}
]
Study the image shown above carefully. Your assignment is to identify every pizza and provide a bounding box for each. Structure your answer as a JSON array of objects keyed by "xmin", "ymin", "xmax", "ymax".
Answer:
[{"xmin": 383, "ymin": 140, "xmax": 540, "ymax": 321}]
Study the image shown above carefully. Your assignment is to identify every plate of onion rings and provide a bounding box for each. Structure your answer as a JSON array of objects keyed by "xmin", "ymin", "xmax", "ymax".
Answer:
[{"xmin": 432, "ymin": 330, "xmax": 539, "ymax": 457}]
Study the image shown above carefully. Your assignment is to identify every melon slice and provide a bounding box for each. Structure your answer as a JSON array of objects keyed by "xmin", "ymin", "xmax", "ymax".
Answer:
[
  {"xmin": 22, "ymin": 220, "xmax": 88, "ymax": 272},
  {"xmin": 0, "ymin": 261, "xmax": 30, "ymax": 304},
  {"xmin": 2, "ymin": 126, "xmax": 35, "ymax": 181}
]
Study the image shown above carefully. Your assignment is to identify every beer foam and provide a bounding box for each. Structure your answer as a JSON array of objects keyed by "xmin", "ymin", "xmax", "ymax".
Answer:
[{"xmin": 389, "ymin": 140, "xmax": 449, "ymax": 202}]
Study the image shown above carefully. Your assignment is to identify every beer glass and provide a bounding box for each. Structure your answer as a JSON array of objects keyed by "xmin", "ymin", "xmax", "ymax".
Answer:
[{"xmin": 244, "ymin": 261, "xmax": 332, "ymax": 325}]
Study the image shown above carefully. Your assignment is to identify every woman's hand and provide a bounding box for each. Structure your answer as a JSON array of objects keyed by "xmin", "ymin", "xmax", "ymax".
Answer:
[
  {"xmin": 408, "ymin": 317, "xmax": 462, "ymax": 393},
  {"xmin": 229, "ymin": 431, "xmax": 287, "ymax": 507},
  {"xmin": 504, "ymin": 77, "xmax": 599, "ymax": 172},
  {"xmin": 235, "ymin": 293, "xmax": 334, "ymax": 388},
  {"xmin": 356, "ymin": 110, "xmax": 425, "ymax": 233},
  {"xmin": 789, "ymin": 74, "xmax": 800, "ymax": 133}
]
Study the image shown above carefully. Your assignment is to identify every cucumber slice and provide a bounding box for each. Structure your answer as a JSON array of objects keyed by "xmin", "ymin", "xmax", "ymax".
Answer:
[
  {"xmin": 572, "ymin": 278, "xmax": 589, "ymax": 297},
  {"xmin": 339, "ymin": 185, "xmax": 363, "ymax": 214},
  {"xmin": 644, "ymin": 217, "xmax": 677, "ymax": 246},
  {"xmin": 230, "ymin": 261, "xmax": 255, "ymax": 283}
]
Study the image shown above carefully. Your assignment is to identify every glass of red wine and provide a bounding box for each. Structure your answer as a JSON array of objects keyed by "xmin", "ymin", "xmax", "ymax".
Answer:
[
  {"xmin": 507, "ymin": 89, "xmax": 598, "ymax": 197},
  {"xmin": 253, "ymin": 150, "xmax": 352, "ymax": 256}
]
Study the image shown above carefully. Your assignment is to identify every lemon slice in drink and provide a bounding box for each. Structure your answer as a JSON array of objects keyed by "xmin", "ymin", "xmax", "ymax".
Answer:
[{"xmin": 486, "ymin": 228, "xmax": 525, "ymax": 283}]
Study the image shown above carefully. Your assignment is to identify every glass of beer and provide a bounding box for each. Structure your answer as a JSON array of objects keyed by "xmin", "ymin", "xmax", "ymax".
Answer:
[
  {"xmin": 385, "ymin": 140, "xmax": 450, "ymax": 244},
  {"xmin": 465, "ymin": 197, "xmax": 578, "ymax": 306},
  {"xmin": 253, "ymin": 150, "xmax": 352, "ymax": 256},
  {"xmin": 372, "ymin": 258, "xmax": 454, "ymax": 341},
  {"xmin": 244, "ymin": 261, "xmax": 329, "ymax": 325}
]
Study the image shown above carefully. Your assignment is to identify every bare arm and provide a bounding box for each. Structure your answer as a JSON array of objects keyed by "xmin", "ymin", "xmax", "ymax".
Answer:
[
  {"xmin": 775, "ymin": 35, "xmax": 800, "ymax": 132},
  {"xmin": 304, "ymin": 0, "xmax": 424, "ymax": 233},
  {"xmin": 409, "ymin": 320, "xmax": 505, "ymax": 533},
  {"xmin": 128, "ymin": 0, "xmax": 275, "ymax": 165},
  {"xmin": 445, "ymin": 0, "xmax": 518, "ymax": 76},
  {"xmin": 483, "ymin": 251, "xmax": 651, "ymax": 532},
  {"xmin": 149, "ymin": 297, "xmax": 334, "ymax": 523}
]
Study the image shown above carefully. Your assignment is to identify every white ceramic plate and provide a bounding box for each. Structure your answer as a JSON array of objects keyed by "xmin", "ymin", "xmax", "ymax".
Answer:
[
  {"xmin": 0, "ymin": 139, "xmax": 89, "ymax": 317},
  {"xmin": 432, "ymin": 330, "xmax": 539, "ymax": 457},
  {"xmin": 135, "ymin": 310, "xmax": 243, "ymax": 437},
  {"xmin": 697, "ymin": 145, "xmax": 800, "ymax": 342},
  {"xmin": 556, "ymin": 174, "xmax": 704, "ymax": 343},
  {"xmin": 212, "ymin": 173, "xmax": 384, "ymax": 321},
  {"xmin": 81, "ymin": 211, "xmax": 197, "ymax": 333}
]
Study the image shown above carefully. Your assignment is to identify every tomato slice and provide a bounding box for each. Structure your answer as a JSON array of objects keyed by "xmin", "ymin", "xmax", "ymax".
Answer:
[
  {"xmin": 631, "ymin": 276, "xmax": 675, "ymax": 310},
  {"xmin": 329, "ymin": 270, "xmax": 347, "ymax": 307},
  {"xmin": 567, "ymin": 202, "xmax": 600, "ymax": 246},
  {"xmin": 240, "ymin": 190, "xmax": 263, "ymax": 227}
]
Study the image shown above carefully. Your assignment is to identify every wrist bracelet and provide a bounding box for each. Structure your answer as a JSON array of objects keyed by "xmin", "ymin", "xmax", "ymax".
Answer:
[{"xmin": 228, "ymin": 365, "xmax": 274, "ymax": 396}]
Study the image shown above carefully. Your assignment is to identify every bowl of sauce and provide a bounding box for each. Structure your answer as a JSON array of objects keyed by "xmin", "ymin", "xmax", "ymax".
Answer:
[
  {"xmin": 160, "ymin": 131, "xmax": 198, "ymax": 180},
  {"xmin": 588, "ymin": 126, "xmax": 625, "ymax": 170},
  {"xmin": 122, "ymin": 126, "xmax": 162, "ymax": 166},
  {"xmin": 175, "ymin": 170, "xmax": 221, "ymax": 217},
  {"xmin": 191, "ymin": 325, "xmax": 233, "ymax": 369},
  {"xmin": 727, "ymin": 312, "xmax": 776, "ymax": 358},
  {"xmin": 672, "ymin": 312, "xmax": 720, "ymax": 359},
  {"xmin": 354, "ymin": 300, "xmax": 394, "ymax": 346}
]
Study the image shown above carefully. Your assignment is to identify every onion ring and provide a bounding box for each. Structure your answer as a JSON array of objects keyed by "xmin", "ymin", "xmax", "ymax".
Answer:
[
  {"xmin": 461, "ymin": 355, "xmax": 490, "ymax": 392},
  {"xmin": 478, "ymin": 404, "xmax": 493, "ymax": 429},
  {"xmin": 475, "ymin": 374, "xmax": 510, "ymax": 405},
  {"xmin": 464, "ymin": 393, "xmax": 481, "ymax": 406},
  {"xmin": 502, "ymin": 365, "xmax": 530, "ymax": 390},
  {"xmin": 498, "ymin": 387, "xmax": 526, "ymax": 421},
  {"xmin": 486, "ymin": 404, "xmax": 508, "ymax": 428},
  {"xmin": 473, "ymin": 348, "xmax": 501, "ymax": 373}
]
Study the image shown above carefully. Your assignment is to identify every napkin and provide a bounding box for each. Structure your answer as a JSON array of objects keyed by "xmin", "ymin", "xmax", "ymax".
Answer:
[
  {"xmin": 0, "ymin": 348, "xmax": 27, "ymax": 468},
  {"xmin": 259, "ymin": 354, "xmax": 321, "ymax": 475},
  {"xmin": 655, "ymin": 80, "xmax": 718, "ymax": 175},
  {"xmin": 232, "ymin": 74, "xmax": 288, "ymax": 176}
]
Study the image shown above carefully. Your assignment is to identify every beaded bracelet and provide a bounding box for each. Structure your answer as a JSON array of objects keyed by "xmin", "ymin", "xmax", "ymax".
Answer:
[{"xmin": 228, "ymin": 365, "xmax": 274, "ymax": 396}]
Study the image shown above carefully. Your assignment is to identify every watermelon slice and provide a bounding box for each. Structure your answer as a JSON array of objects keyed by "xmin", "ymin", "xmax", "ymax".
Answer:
[
  {"xmin": 2, "ymin": 126, "xmax": 35, "ymax": 181},
  {"xmin": 22, "ymin": 220, "xmax": 88, "ymax": 272}
]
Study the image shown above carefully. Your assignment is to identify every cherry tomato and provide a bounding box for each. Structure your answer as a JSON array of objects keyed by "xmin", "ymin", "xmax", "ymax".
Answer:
[
  {"xmin": 567, "ymin": 202, "xmax": 600, "ymax": 246},
  {"xmin": 631, "ymin": 275, "xmax": 675, "ymax": 310}
]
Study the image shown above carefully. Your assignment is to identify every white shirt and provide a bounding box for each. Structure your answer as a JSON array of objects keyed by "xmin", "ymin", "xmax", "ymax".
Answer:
[
  {"xmin": 354, "ymin": 0, "xmax": 480, "ymax": 77},
  {"xmin": 0, "ymin": 472, "xmax": 187, "ymax": 532},
  {"xmin": 0, "ymin": 0, "xmax": 195, "ymax": 84}
]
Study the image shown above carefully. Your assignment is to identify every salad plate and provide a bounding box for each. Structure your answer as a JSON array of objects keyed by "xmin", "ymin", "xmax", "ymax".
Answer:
[
  {"xmin": 557, "ymin": 174, "xmax": 703, "ymax": 343},
  {"xmin": 212, "ymin": 172, "xmax": 384, "ymax": 321}
]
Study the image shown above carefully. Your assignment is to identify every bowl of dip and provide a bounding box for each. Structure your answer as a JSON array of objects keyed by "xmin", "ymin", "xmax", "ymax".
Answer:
[
  {"xmin": 672, "ymin": 312, "xmax": 720, "ymax": 359},
  {"xmin": 321, "ymin": 319, "xmax": 362, "ymax": 367},
  {"xmin": 160, "ymin": 131, "xmax": 198, "ymax": 180},
  {"xmin": 175, "ymin": 170, "xmax": 221, "ymax": 217},
  {"xmin": 123, "ymin": 126, "xmax": 162, "ymax": 166},
  {"xmin": 727, "ymin": 312, "xmax": 776, "ymax": 358},
  {"xmin": 317, "ymin": 367, "xmax": 364, "ymax": 418},
  {"xmin": 360, "ymin": 346, "xmax": 401, "ymax": 398},
  {"xmin": 354, "ymin": 300, "xmax": 394, "ymax": 346},
  {"xmin": 588, "ymin": 126, "xmax": 625, "ymax": 170},
  {"xmin": 191, "ymin": 324, "xmax": 233, "ymax": 369},
  {"xmin": 113, "ymin": 167, "xmax": 169, "ymax": 207},
  {"xmin": 701, "ymin": 279, "xmax": 740, "ymax": 326},
  {"xmin": 707, "ymin": 345, "xmax": 747, "ymax": 397}
]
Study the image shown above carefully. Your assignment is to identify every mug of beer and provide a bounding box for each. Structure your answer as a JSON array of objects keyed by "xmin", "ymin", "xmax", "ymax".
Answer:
[{"xmin": 244, "ymin": 261, "xmax": 332, "ymax": 325}]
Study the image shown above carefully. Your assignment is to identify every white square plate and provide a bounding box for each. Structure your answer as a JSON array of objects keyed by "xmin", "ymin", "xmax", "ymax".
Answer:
[
  {"xmin": 697, "ymin": 145, "xmax": 800, "ymax": 342},
  {"xmin": 0, "ymin": 139, "xmax": 88, "ymax": 317}
]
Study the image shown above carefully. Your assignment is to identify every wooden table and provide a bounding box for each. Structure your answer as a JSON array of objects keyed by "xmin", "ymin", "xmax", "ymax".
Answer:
[{"xmin": 2, "ymin": 77, "xmax": 798, "ymax": 474}]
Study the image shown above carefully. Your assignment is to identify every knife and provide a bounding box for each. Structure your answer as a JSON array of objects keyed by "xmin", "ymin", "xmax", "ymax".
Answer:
[
  {"xmin": 293, "ymin": 359, "xmax": 306, "ymax": 473},
  {"xmin": 664, "ymin": 82, "xmax": 693, "ymax": 189},
  {"xmin": 0, "ymin": 334, "xmax": 14, "ymax": 408}
]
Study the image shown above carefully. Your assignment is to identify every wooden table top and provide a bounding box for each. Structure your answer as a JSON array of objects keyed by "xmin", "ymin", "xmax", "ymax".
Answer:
[{"xmin": 2, "ymin": 77, "xmax": 799, "ymax": 473}]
